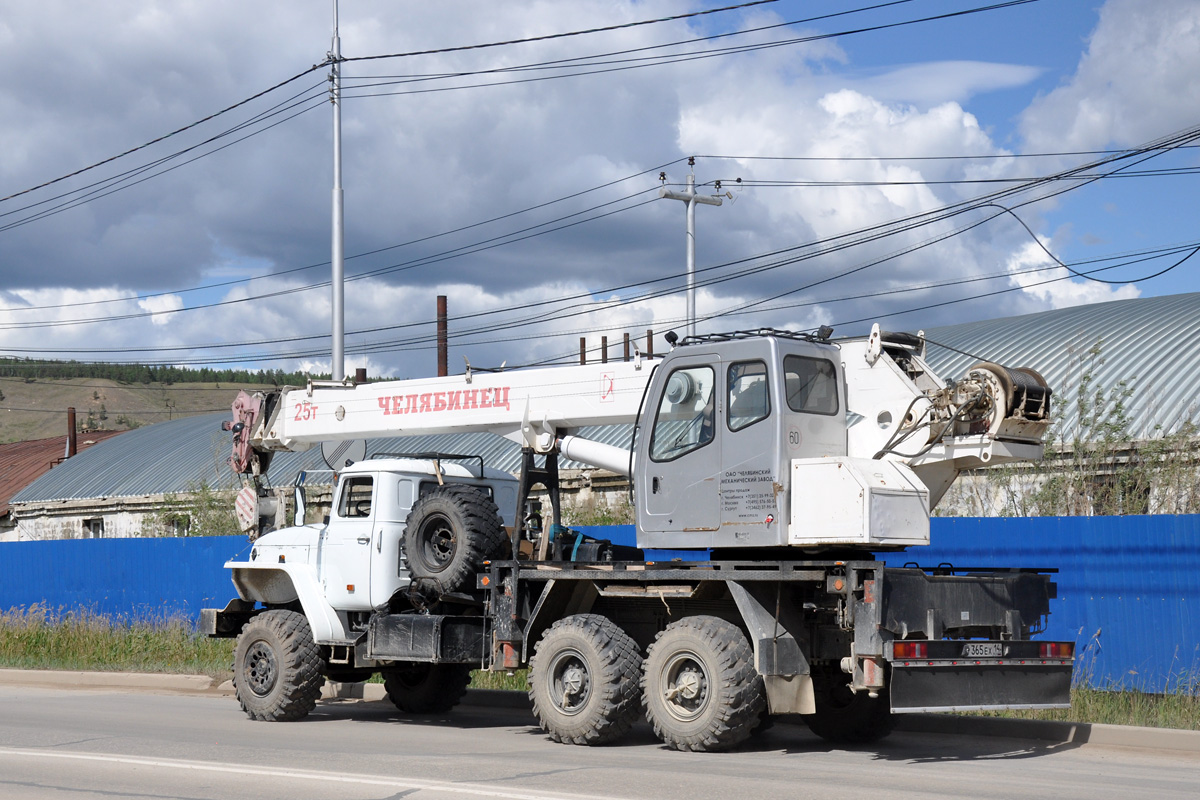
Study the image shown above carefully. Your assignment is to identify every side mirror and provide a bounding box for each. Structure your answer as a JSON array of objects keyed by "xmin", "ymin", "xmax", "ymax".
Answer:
[{"xmin": 293, "ymin": 485, "xmax": 307, "ymax": 527}]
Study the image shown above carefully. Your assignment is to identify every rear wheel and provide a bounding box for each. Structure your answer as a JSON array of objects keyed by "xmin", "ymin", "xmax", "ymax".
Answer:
[
  {"xmin": 528, "ymin": 614, "xmax": 643, "ymax": 745},
  {"xmin": 233, "ymin": 610, "xmax": 325, "ymax": 721},
  {"xmin": 381, "ymin": 662, "xmax": 472, "ymax": 713},
  {"xmin": 802, "ymin": 677, "xmax": 894, "ymax": 744},
  {"xmin": 404, "ymin": 485, "xmax": 506, "ymax": 595},
  {"xmin": 642, "ymin": 616, "xmax": 764, "ymax": 752}
]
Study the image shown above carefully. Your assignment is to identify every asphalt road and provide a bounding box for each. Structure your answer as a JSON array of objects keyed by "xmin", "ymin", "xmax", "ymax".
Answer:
[{"xmin": 0, "ymin": 686, "xmax": 1196, "ymax": 800}]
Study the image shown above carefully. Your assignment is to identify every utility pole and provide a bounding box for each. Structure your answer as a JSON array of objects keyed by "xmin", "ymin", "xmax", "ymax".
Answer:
[
  {"xmin": 329, "ymin": 0, "xmax": 345, "ymax": 381},
  {"xmin": 659, "ymin": 160, "xmax": 723, "ymax": 339}
]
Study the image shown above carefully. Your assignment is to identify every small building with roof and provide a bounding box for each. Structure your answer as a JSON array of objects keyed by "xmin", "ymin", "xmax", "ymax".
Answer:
[{"xmin": 0, "ymin": 430, "xmax": 125, "ymax": 540}]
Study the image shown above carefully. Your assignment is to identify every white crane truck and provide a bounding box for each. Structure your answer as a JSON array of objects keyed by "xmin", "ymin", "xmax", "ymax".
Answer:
[{"xmin": 202, "ymin": 325, "xmax": 1071, "ymax": 751}]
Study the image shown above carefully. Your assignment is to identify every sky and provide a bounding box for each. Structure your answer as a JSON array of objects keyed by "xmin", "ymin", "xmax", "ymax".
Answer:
[{"xmin": 1, "ymin": 0, "xmax": 1199, "ymax": 380}]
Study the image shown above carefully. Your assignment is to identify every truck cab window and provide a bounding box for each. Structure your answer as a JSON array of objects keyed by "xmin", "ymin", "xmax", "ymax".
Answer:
[
  {"xmin": 650, "ymin": 366, "xmax": 715, "ymax": 462},
  {"xmin": 728, "ymin": 361, "xmax": 770, "ymax": 432},
  {"xmin": 337, "ymin": 476, "xmax": 374, "ymax": 518},
  {"xmin": 783, "ymin": 355, "xmax": 839, "ymax": 415}
]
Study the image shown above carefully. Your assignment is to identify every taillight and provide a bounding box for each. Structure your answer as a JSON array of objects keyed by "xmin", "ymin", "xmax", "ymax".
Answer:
[
  {"xmin": 893, "ymin": 641, "xmax": 927, "ymax": 659},
  {"xmin": 1039, "ymin": 642, "xmax": 1074, "ymax": 658}
]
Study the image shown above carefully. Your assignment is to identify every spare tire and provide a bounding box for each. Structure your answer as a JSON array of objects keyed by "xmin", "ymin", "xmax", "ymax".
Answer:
[{"xmin": 403, "ymin": 484, "xmax": 506, "ymax": 595}]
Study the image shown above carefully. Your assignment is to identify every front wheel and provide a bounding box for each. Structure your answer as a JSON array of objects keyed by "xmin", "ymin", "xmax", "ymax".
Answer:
[
  {"xmin": 381, "ymin": 662, "xmax": 472, "ymax": 713},
  {"xmin": 233, "ymin": 610, "xmax": 325, "ymax": 721},
  {"xmin": 528, "ymin": 614, "xmax": 643, "ymax": 745},
  {"xmin": 642, "ymin": 616, "xmax": 764, "ymax": 752}
]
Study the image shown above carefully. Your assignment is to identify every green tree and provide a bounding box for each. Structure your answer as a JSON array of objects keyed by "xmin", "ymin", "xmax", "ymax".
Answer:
[{"xmin": 145, "ymin": 483, "xmax": 241, "ymax": 537}]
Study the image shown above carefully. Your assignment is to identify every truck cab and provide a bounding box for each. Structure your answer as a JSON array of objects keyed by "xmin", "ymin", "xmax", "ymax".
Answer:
[{"xmin": 226, "ymin": 457, "xmax": 518, "ymax": 644}]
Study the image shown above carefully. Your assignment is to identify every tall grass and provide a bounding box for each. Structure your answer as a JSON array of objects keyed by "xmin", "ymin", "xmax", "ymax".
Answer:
[
  {"xmin": 985, "ymin": 686, "xmax": 1200, "ymax": 730},
  {"xmin": 0, "ymin": 604, "xmax": 233, "ymax": 678}
]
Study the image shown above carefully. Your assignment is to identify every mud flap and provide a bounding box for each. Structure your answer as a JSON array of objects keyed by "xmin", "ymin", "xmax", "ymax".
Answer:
[{"xmin": 890, "ymin": 663, "xmax": 1072, "ymax": 713}]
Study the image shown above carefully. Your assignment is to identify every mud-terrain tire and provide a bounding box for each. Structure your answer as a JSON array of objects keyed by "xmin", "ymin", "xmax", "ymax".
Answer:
[
  {"xmin": 528, "ymin": 614, "xmax": 643, "ymax": 745},
  {"xmin": 802, "ymin": 677, "xmax": 894, "ymax": 744},
  {"xmin": 642, "ymin": 616, "xmax": 765, "ymax": 752},
  {"xmin": 233, "ymin": 610, "xmax": 325, "ymax": 721},
  {"xmin": 381, "ymin": 662, "xmax": 473, "ymax": 713},
  {"xmin": 403, "ymin": 485, "xmax": 506, "ymax": 595}
]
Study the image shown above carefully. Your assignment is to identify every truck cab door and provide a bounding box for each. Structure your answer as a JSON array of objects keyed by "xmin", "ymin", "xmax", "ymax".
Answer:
[
  {"xmin": 369, "ymin": 477, "xmax": 416, "ymax": 608},
  {"xmin": 717, "ymin": 358, "xmax": 786, "ymax": 547},
  {"xmin": 319, "ymin": 474, "xmax": 376, "ymax": 611},
  {"xmin": 638, "ymin": 359, "xmax": 721, "ymax": 544}
]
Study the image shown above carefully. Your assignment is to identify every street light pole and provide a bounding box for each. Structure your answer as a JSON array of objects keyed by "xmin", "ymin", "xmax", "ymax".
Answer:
[
  {"xmin": 329, "ymin": 0, "xmax": 345, "ymax": 381},
  {"xmin": 659, "ymin": 171, "xmax": 723, "ymax": 339}
]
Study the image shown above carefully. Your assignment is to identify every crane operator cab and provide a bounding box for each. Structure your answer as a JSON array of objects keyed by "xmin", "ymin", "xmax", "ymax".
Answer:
[{"xmin": 634, "ymin": 330, "xmax": 929, "ymax": 552}]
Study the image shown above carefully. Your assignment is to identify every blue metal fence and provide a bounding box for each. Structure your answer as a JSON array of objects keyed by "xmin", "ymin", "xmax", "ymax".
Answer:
[
  {"xmin": 897, "ymin": 516, "xmax": 1200, "ymax": 694},
  {"xmin": 0, "ymin": 535, "xmax": 249, "ymax": 622},
  {"xmin": 2, "ymin": 516, "xmax": 1196, "ymax": 692}
]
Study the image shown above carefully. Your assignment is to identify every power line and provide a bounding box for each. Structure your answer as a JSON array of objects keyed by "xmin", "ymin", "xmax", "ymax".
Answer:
[
  {"xmin": 0, "ymin": 153, "xmax": 1182, "ymax": 358},
  {"xmin": 697, "ymin": 146, "xmax": 1200, "ymax": 163},
  {"xmin": 339, "ymin": 2, "xmax": 1040, "ymax": 101},
  {"xmin": 4, "ymin": 128, "xmax": 1183, "ymax": 334},
  {"xmin": 340, "ymin": 1, "xmax": 781, "ymax": 65},
  {"xmin": 711, "ymin": 166, "xmax": 1200, "ymax": 188},
  {"xmin": 0, "ymin": 65, "xmax": 328, "ymax": 206},
  {"xmin": 0, "ymin": 80, "xmax": 328, "ymax": 225},
  {"xmin": 0, "ymin": 93, "xmax": 329, "ymax": 235},
  {"xmin": 0, "ymin": 190, "xmax": 663, "ymax": 332},
  {"xmin": 2, "ymin": 158, "xmax": 685, "ymax": 315},
  {"xmin": 8, "ymin": 119, "xmax": 1197, "ymax": 364},
  {"xmin": 340, "ymin": 1, "xmax": 917, "ymax": 88},
  {"xmin": 830, "ymin": 246, "xmax": 1200, "ymax": 331}
]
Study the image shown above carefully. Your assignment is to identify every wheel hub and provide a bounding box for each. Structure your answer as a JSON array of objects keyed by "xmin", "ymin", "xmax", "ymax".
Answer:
[
  {"xmin": 547, "ymin": 650, "xmax": 590, "ymax": 715},
  {"xmin": 421, "ymin": 517, "xmax": 457, "ymax": 569},
  {"xmin": 660, "ymin": 652, "xmax": 709, "ymax": 721},
  {"xmin": 562, "ymin": 665, "xmax": 585, "ymax": 697},
  {"xmin": 245, "ymin": 641, "xmax": 278, "ymax": 697},
  {"xmin": 673, "ymin": 667, "xmax": 702, "ymax": 701}
]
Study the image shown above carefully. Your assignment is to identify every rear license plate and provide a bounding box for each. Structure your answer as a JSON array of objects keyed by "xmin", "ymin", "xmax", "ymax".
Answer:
[{"xmin": 962, "ymin": 642, "xmax": 1003, "ymax": 658}]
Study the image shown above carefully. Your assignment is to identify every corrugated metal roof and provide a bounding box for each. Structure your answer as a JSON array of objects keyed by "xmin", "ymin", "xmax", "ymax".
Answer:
[
  {"xmin": 0, "ymin": 431, "xmax": 125, "ymax": 516},
  {"xmin": 10, "ymin": 411, "xmax": 638, "ymax": 505},
  {"xmin": 921, "ymin": 292, "xmax": 1200, "ymax": 442}
]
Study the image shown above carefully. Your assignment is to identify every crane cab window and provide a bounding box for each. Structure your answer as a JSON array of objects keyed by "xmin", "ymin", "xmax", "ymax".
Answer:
[
  {"xmin": 337, "ymin": 476, "xmax": 374, "ymax": 518},
  {"xmin": 728, "ymin": 361, "xmax": 770, "ymax": 432},
  {"xmin": 784, "ymin": 355, "xmax": 839, "ymax": 415},
  {"xmin": 649, "ymin": 366, "xmax": 715, "ymax": 462}
]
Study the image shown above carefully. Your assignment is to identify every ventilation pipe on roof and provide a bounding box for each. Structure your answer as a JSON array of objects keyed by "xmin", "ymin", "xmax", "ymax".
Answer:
[
  {"xmin": 67, "ymin": 407, "xmax": 77, "ymax": 458},
  {"xmin": 437, "ymin": 295, "xmax": 448, "ymax": 377}
]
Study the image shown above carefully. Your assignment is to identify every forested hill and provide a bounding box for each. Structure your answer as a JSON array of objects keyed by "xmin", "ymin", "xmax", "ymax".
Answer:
[
  {"xmin": 0, "ymin": 358, "xmax": 323, "ymax": 386},
  {"xmin": 0, "ymin": 358, "xmax": 333, "ymax": 443}
]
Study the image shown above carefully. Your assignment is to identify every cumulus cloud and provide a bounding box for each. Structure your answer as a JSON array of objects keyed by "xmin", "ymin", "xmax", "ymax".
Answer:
[
  {"xmin": 1020, "ymin": 0, "xmax": 1200, "ymax": 151},
  {"xmin": 1004, "ymin": 240, "xmax": 1139, "ymax": 310},
  {"xmin": 136, "ymin": 293, "xmax": 184, "ymax": 325}
]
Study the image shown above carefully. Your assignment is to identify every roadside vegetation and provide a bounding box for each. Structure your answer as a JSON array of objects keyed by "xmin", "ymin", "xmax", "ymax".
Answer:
[
  {"xmin": 0, "ymin": 605, "xmax": 233, "ymax": 679},
  {"xmin": 978, "ymin": 685, "xmax": 1199, "ymax": 730}
]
